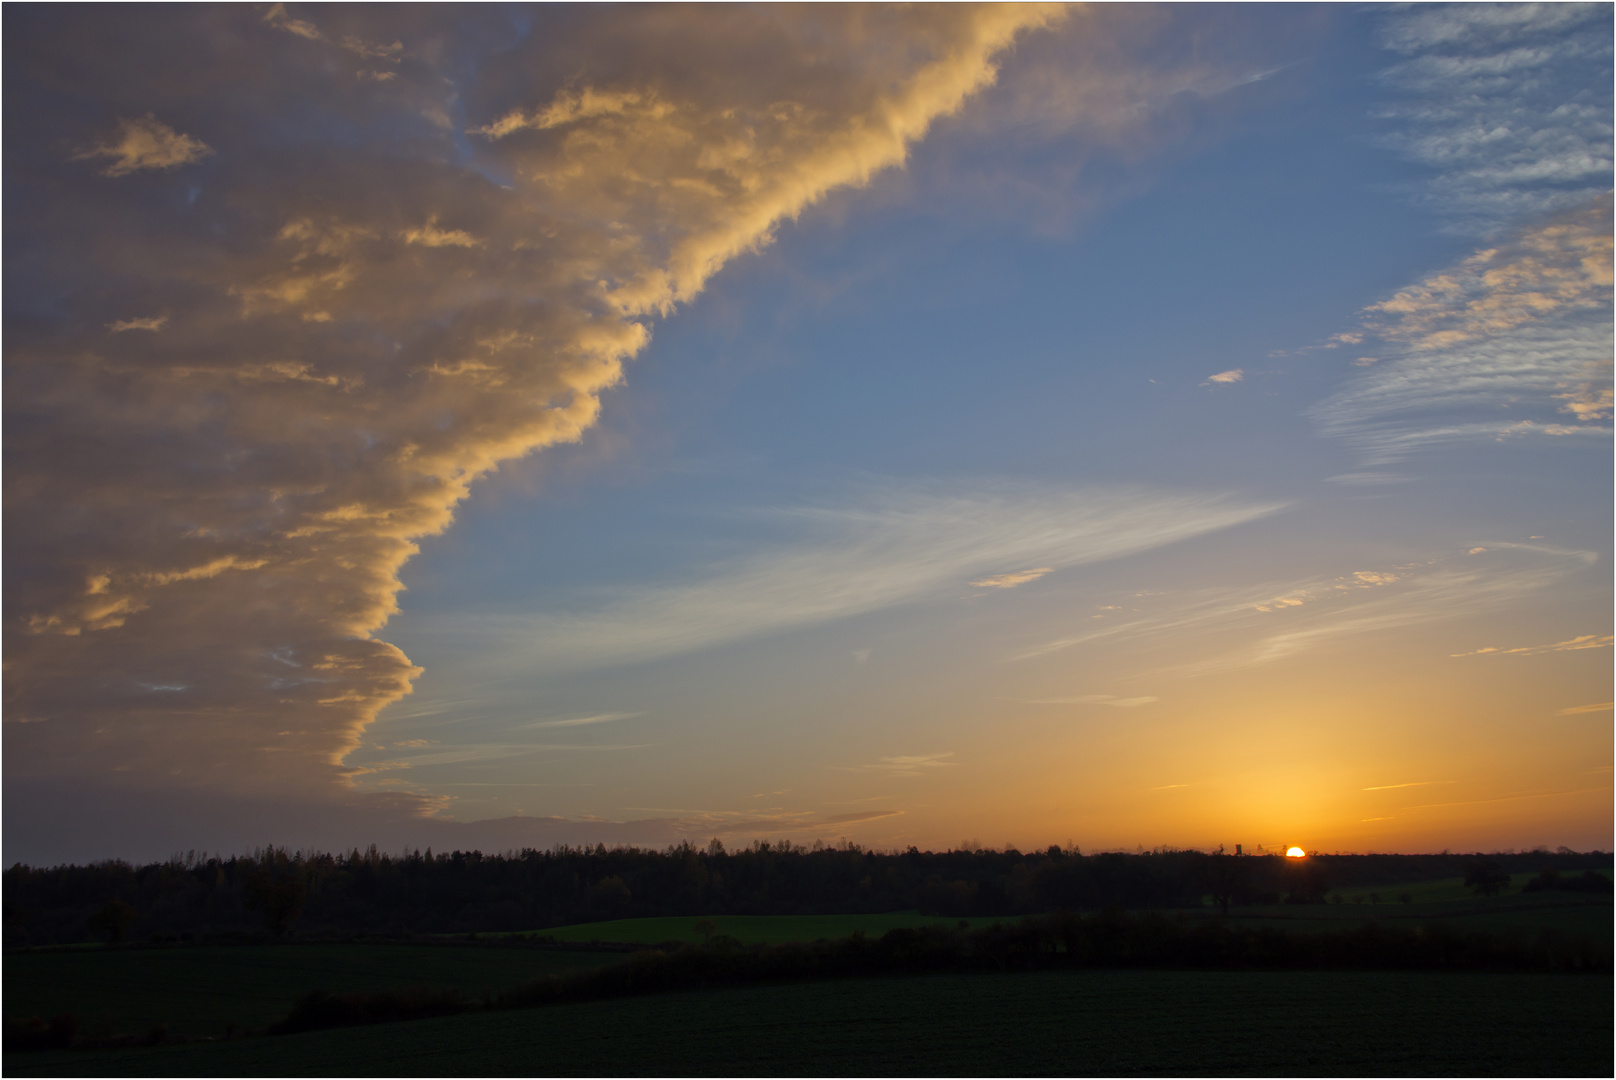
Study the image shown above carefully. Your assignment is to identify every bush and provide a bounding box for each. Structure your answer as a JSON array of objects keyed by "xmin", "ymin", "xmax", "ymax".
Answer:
[
  {"xmin": 1463, "ymin": 860, "xmax": 1511, "ymax": 897},
  {"xmin": 1523, "ymin": 869, "xmax": 1613, "ymax": 894},
  {"xmin": 5, "ymin": 1013, "xmax": 78, "ymax": 1051},
  {"xmin": 269, "ymin": 986, "xmax": 465, "ymax": 1035}
]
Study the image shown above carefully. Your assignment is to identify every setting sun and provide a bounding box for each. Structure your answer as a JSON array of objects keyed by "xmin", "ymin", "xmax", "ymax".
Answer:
[{"xmin": 1286, "ymin": 847, "xmax": 1307, "ymax": 858}]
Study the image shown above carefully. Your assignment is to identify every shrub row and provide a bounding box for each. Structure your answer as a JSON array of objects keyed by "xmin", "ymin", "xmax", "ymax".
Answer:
[{"xmin": 270, "ymin": 912, "xmax": 1611, "ymax": 1037}]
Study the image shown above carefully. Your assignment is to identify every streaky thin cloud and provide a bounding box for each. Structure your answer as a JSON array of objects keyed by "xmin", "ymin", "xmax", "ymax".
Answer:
[
  {"xmin": 1398, "ymin": 786, "xmax": 1609, "ymax": 812},
  {"xmin": 1451, "ymin": 634, "xmax": 1614, "ymax": 658},
  {"xmin": 525, "ymin": 713, "xmax": 643, "ymax": 730},
  {"xmin": 371, "ymin": 741, "xmax": 656, "ymax": 771},
  {"xmin": 262, "ymin": 4, "xmax": 403, "ymax": 67},
  {"xmin": 1362, "ymin": 781, "xmax": 1454, "ymax": 791},
  {"xmin": 1558, "ymin": 702, "xmax": 1613, "ymax": 715},
  {"xmin": 1018, "ymin": 543, "xmax": 1598, "ymax": 671},
  {"xmin": 1030, "ymin": 695, "xmax": 1158, "ymax": 708},
  {"xmin": 846, "ymin": 753, "xmax": 957, "ymax": 777},
  {"xmin": 971, "ymin": 568, "xmax": 1054, "ymax": 589},
  {"xmin": 426, "ymin": 484, "xmax": 1281, "ymax": 674},
  {"xmin": 615, "ymin": 805, "xmax": 904, "ymax": 835}
]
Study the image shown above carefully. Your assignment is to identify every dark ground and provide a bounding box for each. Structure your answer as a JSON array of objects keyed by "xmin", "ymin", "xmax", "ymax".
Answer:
[{"xmin": 8, "ymin": 968, "xmax": 1611, "ymax": 1077}]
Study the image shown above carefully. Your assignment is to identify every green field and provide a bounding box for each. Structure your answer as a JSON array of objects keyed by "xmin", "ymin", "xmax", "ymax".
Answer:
[
  {"xmin": 9, "ymin": 968, "xmax": 1610, "ymax": 1077},
  {"xmin": 7, "ymin": 886, "xmax": 1608, "ymax": 1073},
  {"xmin": 498, "ymin": 911, "xmax": 997, "ymax": 946},
  {"xmin": 510, "ymin": 886, "xmax": 1613, "ymax": 949},
  {"xmin": 1220, "ymin": 889, "xmax": 1613, "ymax": 943},
  {"xmin": 3, "ymin": 943, "xmax": 616, "ymax": 1039},
  {"xmin": 10, "ymin": 887, "xmax": 1606, "ymax": 1043},
  {"xmin": 1329, "ymin": 869, "xmax": 1613, "ymax": 906}
]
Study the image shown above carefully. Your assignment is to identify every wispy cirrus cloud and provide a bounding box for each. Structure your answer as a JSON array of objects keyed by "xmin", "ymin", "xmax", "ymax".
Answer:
[
  {"xmin": 525, "ymin": 713, "xmax": 643, "ymax": 730},
  {"xmin": 1309, "ymin": 203, "xmax": 1613, "ymax": 467},
  {"xmin": 971, "ymin": 568, "xmax": 1054, "ymax": 589},
  {"xmin": 1559, "ymin": 702, "xmax": 1613, "ymax": 715},
  {"xmin": 845, "ymin": 753, "xmax": 957, "ymax": 778},
  {"xmin": 421, "ymin": 483, "xmax": 1279, "ymax": 674},
  {"xmin": 1305, "ymin": 6, "xmax": 1612, "ymax": 469},
  {"xmin": 261, "ymin": 3, "xmax": 403, "ymax": 70},
  {"xmin": 1362, "ymin": 781, "xmax": 1454, "ymax": 791},
  {"xmin": 1029, "ymin": 695, "xmax": 1158, "ymax": 708},
  {"xmin": 1451, "ymin": 634, "xmax": 1613, "ymax": 658},
  {"xmin": 1375, "ymin": 3, "xmax": 1612, "ymax": 230},
  {"xmin": 1018, "ymin": 543, "xmax": 1598, "ymax": 672}
]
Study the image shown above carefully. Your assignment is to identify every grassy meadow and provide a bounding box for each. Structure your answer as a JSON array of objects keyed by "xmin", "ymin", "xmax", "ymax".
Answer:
[
  {"xmin": 9, "ymin": 968, "xmax": 1610, "ymax": 1077},
  {"xmin": 1219, "ymin": 876, "xmax": 1614, "ymax": 943},
  {"xmin": 3, "ymin": 943, "xmax": 617, "ymax": 1040},
  {"xmin": 495, "ymin": 875, "xmax": 1615, "ymax": 948},
  {"xmin": 6, "ymin": 873, "xmax": 1609, "ymax": 1075},
  {"xmin": 485, "ymin": 911, "xmax": 998, "ymax": 946}
]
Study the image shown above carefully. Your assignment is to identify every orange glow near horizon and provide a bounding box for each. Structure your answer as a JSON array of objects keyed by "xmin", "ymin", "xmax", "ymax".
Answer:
[{"xmin": 1285, "ymin": 847, "xmax": 1306, "ymax": 858}]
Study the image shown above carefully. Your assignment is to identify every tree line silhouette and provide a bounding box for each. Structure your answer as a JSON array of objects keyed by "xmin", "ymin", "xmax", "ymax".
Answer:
[{"xmin": 4, "ymin": 842, "xmax": 1608, "ymax": 945}]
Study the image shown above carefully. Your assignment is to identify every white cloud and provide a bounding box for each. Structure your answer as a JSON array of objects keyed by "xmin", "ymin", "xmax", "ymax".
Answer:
[
  {"xmin": 1374, "ymin": 3, "xmax": 1612, "ymax": 230},
  {"xmin": 1019, "ymin": 543, "xmax": 1598, "ymax": 672},
  {"xmin": 1304, "ymin": 7, "xmax": 1613, "ymax": 469},
  {"xmin": 1309, "ymin": 204, "xmax": 1613, "ymax": 465},
  {"xmin": 1203, "ymin": 369, "xmax": 1244, "ymax": 386},
  {"xmin": 434, "ymin": 483, "xmax": 1280, "ymax": 673}
]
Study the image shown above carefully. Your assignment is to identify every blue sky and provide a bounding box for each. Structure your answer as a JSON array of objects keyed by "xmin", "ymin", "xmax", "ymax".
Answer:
[{"xmin": 6, "ymin": 4, "xmax": 1610, "ymax": 862}]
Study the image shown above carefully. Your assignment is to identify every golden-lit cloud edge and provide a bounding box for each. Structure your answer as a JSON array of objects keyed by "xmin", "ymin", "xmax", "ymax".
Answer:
[{"xmin": 7, "ymin": 6, "xmax": 1071, "ymax": 804}]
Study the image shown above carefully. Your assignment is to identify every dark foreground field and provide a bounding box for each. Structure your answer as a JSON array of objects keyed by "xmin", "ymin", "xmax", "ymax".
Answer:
[
  {"xmin": 8, "ymin": 968, "xmax": 1610, "ymax": 1077},
  {"xmin": 3, "ymin": 942, "xmax": 620, "ymax": 1038}
]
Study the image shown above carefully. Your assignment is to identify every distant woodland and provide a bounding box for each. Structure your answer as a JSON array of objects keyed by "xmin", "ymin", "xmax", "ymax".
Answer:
[{"xmin": 6, "ymin": 842, "xmax": 1610, "ymax": 946}]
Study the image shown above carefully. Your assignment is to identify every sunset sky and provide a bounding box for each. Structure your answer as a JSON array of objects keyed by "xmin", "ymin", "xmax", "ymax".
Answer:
[{"xmin": 6, "ymin": 3, "xmax": 1611, "ymax": 865}]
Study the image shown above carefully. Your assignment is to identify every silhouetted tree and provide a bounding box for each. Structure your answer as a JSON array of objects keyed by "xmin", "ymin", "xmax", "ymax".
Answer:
[
  {"xmin": 592, "ymin": 875, "xmax": 631, "ymax": 916},
  {"xmin": 3, "ymin": 845, "xmax": 1610, "ymax": 944},
  {"xmin": 86, "ymin": 899, "xmax": 136, "ymax": 944},
  {"xmin": 244, "ymin": 871, "xmax": 306, "ymax": 935},
  {"xmin": 1523, "ymin": 868, "xmax": 1613, "ymax": 894},
  {"xmin": 1201, "ymin": 851, "xmax": 1246, "ymax": 915},
  {"xmin": 1463, "ymin": 859, "xmax": 1510, "ymax": 897}
]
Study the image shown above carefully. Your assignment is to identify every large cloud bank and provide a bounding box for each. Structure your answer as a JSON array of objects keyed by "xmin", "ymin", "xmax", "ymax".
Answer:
[{"xmin": 5, "ymin": 5, "xmax": 1067, "ymax": 814}]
